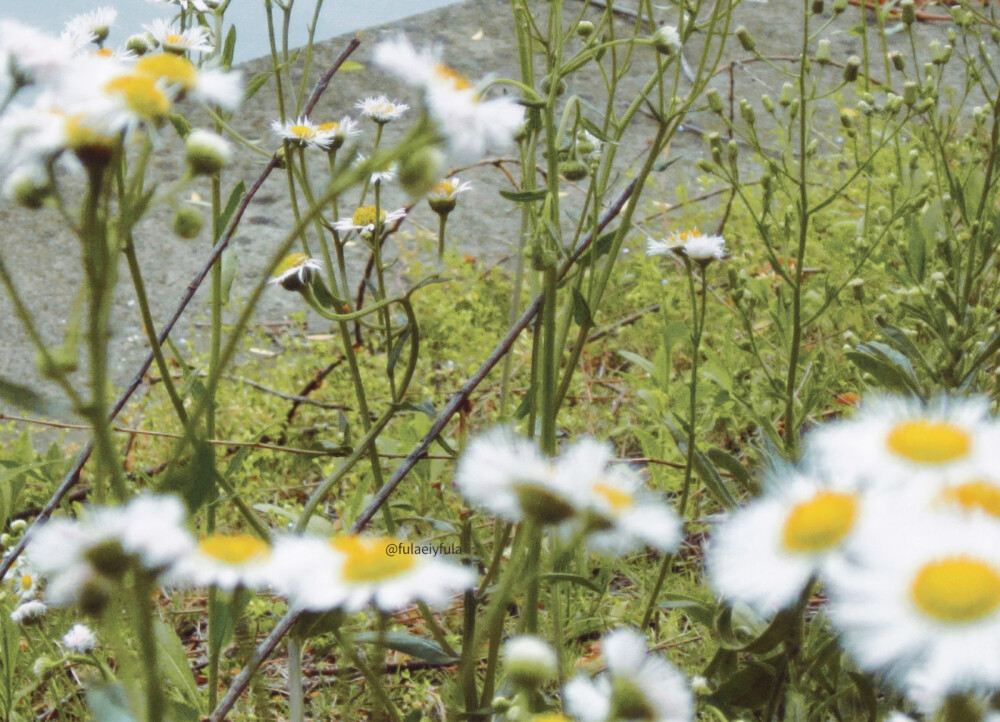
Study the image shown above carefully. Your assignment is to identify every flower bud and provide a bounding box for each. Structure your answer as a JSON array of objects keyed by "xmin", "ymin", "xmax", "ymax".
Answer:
[
  {"xmin": 559, "ymin": 159, "xmax": 590, "ymax": 181},
  {"xmin": 695, "ymin": 158, "xmax": 716, "ymax": 174},
  {"xmin": 398, "ymin": 145, "xmax": 445, "ymax": 198},
  {"xmin": 816, "ymin": 39, "xmax": 831, "ymax": 65},
  {"xmin": 4, "ymin": 164, "xmax": 51, "ymax": 209},
  {"xmin": 576, "ymin": 20, "xmax": 595, "ymax": 38},
  {"xmin": 761, "ymin": 94, "xmax": 775, "ymax": 113},
  {"xmin": 503, "ymin": 636, "xmax": 558, "ymax": 690},
  {"xmin": 812, "ymin": 0, "xmax": 824, "ymax": 14},
  {"xmin": 539, "ymin": 74, "xmax": 566, "ymax": 97},
  {"xmin": 901, "ymin": 0, "xmax": 916, "ymax": 25},
  {"xmin": 932, "ymin": 43, "xmax": 952, "ymax": 65},
  {"xmin": 173, "ymin": 207, "xmax": 205, "ymax": 239},
  {"xmin": 653, "ymin": 25, "xmax": 682, "ymax": 54},
  {"xmin": 903, "ymin": 81, "xmax": 919, "ymax": 106},
  {"xmin": 706, "ymin": 88, "xmax": 724, "ymax": 114},
  {"xmin": 735, "ymin": 26, "xmax": 755, "ymax": 52},
  {"xmin": 10, "ymin": 520, "xmax": 26, "ymax": 534},
  {"xmin": 889, "ymin": 51, "xmax": 904, "ymax": 71},
  {"xmin": 908, "ymin": 149, "xmax": 920, "ymax": 169},
  {"xmin": 727, "ymin": 139, "xmax": 738, "ymax": 163},
  {"xmin": 779, "ymin": 82, "xmax": 795, "ymax": 107},
  {"xmin": 848, "ymin": 277, "xmax": 865, "ymax": 301},
  {"xmin": 843, "ymin": 56, "xmax": 861, "ymax": 83},
  {"xmin": 833, "ymin": 0, "xmax": 848, "ymax": 12},
  {"xmin": 186, "ymin": 129, "xmax": 232, "ymax": 176},
  {"xmin": 740, "ymin": 98, "xmax": 755, "ymax": 124}
]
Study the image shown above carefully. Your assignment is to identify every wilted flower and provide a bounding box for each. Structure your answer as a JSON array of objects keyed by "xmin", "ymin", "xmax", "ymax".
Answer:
[
  {"xmin": 269, "ymin": 253, "xmax": 322, "ymax": 292},
  {"xmin": 10, "ymin": 600, "xmax": 47, "ymax": 624}
]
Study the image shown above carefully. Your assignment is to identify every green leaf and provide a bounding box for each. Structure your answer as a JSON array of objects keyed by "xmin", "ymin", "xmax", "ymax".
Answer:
[
  {"xmin": 157, "ymin": 440, "xmax": 216, "ymax": 514},
  {"xmin": 571, "ymin": 288, "xmax": 593, "ymax": 326},
  {"xmin": 294, "ymin": 609, "xmax": 345, "ymax": 638},
  {"xmin": 155, "ymin": 620, "xmax": 203, "ymax": 713},
  {"xmin": 221, "ymin": 25, "xmax": 236, "ymax": 69},
  {"xmin": 846, "ymin": 341, "xmax": 923, "ymax": 396},
  {"xmin": 209, "ymin": 588, "xmax": 250, "ymax": 654},
  {"xmin": 666, "ymin": 420, "xmax": 737, "ymax": 508},
  {"xmin": 499, "ymin": 188, "xmax": 549, "ymax": 202},
  {"xmin": 0, "ymin": 376, "xmax": 61, "ymax": 416},
  {"xmin": 352, "ymin": 631, "xmax": 458, "ymax": 664},
  {"xmin": 538, "ymin": 572, "xmax": 602, "ymax": 593},
  {"xmin": 168, "ymin": 113, "xmax": 192, "ymax": 139},
  {"xmin": 513, "ymin": 385, "xmax": 534, "ymax": 420},
  {"xmin": 617, "ymin": 350, "xmax": 656, "ymax": 375},
  {"xmin": 577, "ymin": 231, "xmax": 617, "ymax": 267},
  {"xmin": 219, "ymin": 248, "xmax": 237, "ymax": 306},
  {"xmin": 387, "ymin": 326, "xmax": 412, "ymax": 376},
  {"xmin": 706, "ymin": 448, "xmax": 754, "ymax": 494},
  {"xmin": 244, "ymin": 72, "xmax": 271, "ymax": 102},
  {"xmin": 216, "ymin": 181, "xmax": 247, "ymax": 240},
  {"xmin": 339, "ymin": 60, "xmax": 364, "ymax": 72},
  {"xmin": 711, "ymin": 660, "xmax": 778, "ymax": 709},
  {"xmin": 904, "ymin": 213, "xmax": 926, "ymax": 282},
  {"xmin": 960, "ymin": 328, "xmax": 1000, "ymax": 388},
  {"xmin": 659, "ymin": 593, "xmax": 716, "ymax": 629}
]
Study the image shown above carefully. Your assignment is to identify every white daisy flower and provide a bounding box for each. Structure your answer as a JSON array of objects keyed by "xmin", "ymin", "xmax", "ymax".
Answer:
[
  {"xmin": 315, "ymin": 116, "xmax": 361, "ymax": 149},
  {"xmin": 62, "ymin": 623, "xmax": 97, "ymax": 654},
  {"xmin": 804, "ymin": 395, "xmax": 1000, "ymax": 491},
  {"xmin": 65, "ymin": 7, "xmax": 117, "ymax": 46},
  {"xmin": 12, "ymin": 554, "xmax": 41, "ymax": 601},
  {"xmin": 144, "ymin": 19, "xmax": 213, "ymax": 55},
  {"xmin": 706, "ymin": 466, "xmax": 862, "ymax": 616},
  {"xmin": 355, "ymin": 95, "xmax": 409, "ymax": 123},
  {"xmin": 453, "ymin": 427, "xmax": 576, "ymax": 525},
  {"xmin": 561, "ymin": 444, "xmax": 683, "ymax": 556},
  {"xmin": 10, "ymin": 600, "xmax": 47, "ymax": 624},
  {"xmin": 564, "ymin": 628, "xmax": 694, "ymax": 722},
  {"xmin": 828, "ymin": 509, "xmax": 1000, "ymax": 705},
  {"xmin": 86, "ymin": 46, "xmax": 137, "ymax": 62},
  {"xmin": 271, "ymin": 115, "xmax": 336, "ymax": 150},
  {"xmin": 373, "ymin": 35, "xmax": 524, "ymax": 164},
  {"xmin": 268, "ymin": 253, "xmax": 322, "ymax": 292},
  {"xmin": 275, "ymin": 534, "xmax": 476, "ymax": 613},
  {"xmin": 134, "ymin": 53, "xmax": 242, "ymax": 110},
  {"xmin": 148, "ymin": 0, "xmax": 212, "ymax": 12},
  {"xmin": 27, "ymin": 494, "xmax": 193, "ymax": 607},
  {"xmin": 332, "ymin": 205, "xmax": 407, "ymax": 235},
  {"xmin": 169, "ymin": 532, "xmax": 273, "ymax": 590},
  {"xmin": 647, "ymin": 230, "xmax": 726, "ymax": 263},
  {"xmin": 427, "ymin": 176, "xmax": 472, "ymax": 215}
]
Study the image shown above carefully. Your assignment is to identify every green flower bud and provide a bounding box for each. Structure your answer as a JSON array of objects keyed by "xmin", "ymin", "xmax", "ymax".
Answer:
[
  {"xmin": 932, "ymin": 43, "xmax": 952, "ymax": 65},
  {"xmin": 903, "ymin": 81, "xmax": 919, "ymax": 106},
  {"xmin": 398, "ymin": 145, "xmax": 445, "ymax": 198},
  {"xmin": 833, "ymin": 0, "xmax": 848, "ymax": 12},
  {"xmin": 695, "ymin": 158, "xmax": 716, "ymax": 174},
  {"xmin": 539, "ymin": 74, "xmax": 566, "ymax": 97},
  {"xmin": 909, "ymin": 149, "xmax": 920, "ymax": 169},
  {"xmin": 503, "ymin": 636, "xmax": 558, "ymax": 690},
  {"xmin": 735, "ymin": 26, "xmax": 755, "ymax": 52},
  {"xmin": 788, "ymin": 98, "xmax": 800, "ymax": 119},
  {"xmin": 916, "ymin": 97, "xmax": 935, "ymax": 113},
  {"xmin": 885, "ymin": 93, "xmax": 903, "ymax": 114},
  {"xmin": 126, "ymin": 33, "xmax": 152, "ymax": 56},
  {"xmin": 740, "ymin": 98, "xmax": 755, "ymax": 124},
  {"xmin": 812, "ymin": 0, "xmax": 824, "ymax": 14},
  {"xmin": 10, "ymin": 520, "xmax": 27, "ymax": 534},
  {"xmin": 843, "ymin": 55, "xmax": 861, "ymax": 83},
  {"xmin": 576, "ymin": 20, "xmax": 595, "ymax": 37},
  {"xmin": 901, "ymin": 0, "xmax": 916, "ymax": 25},
  {"xmin": 727, "ymin": 139, "xmax": 738, "ymax": 163},
  {"xmin": 706, "ymin": 87, "xmax": 724, "ymax": 114},
  {"xmin": 890, "ymin": 51, "xmax": 904, "ymax": 71},
  {"xmin": 173, "ymin": 207, "xmax": 205, "ymax": 239},
  {"xmin": 559, "ymin": 159, "xmax": 590, "ymax": 181},
  {"xmin": 779, "ymin": 82, "xmax": 795, "ymax": 107},
  {"xmin": 761, "ymin": 94, "xmax": 775, "ymax": 113},
  {"xmin": 4, "ymin": 165, "xmax": 51, "ymax": 209},
  {"xmin": 186, "ymin": 129, "xmax": 232, "ymax": 176},
  {"xmin": 816, "ymin": 39, "xmax": 831, "ymax": 65},
  {"xmin": 653, "ymin": 25, "xmax": 682, "ymax": 54}
]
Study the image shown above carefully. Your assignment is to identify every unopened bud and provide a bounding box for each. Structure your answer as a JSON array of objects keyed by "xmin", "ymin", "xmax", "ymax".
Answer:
[
  {"xmin": 779, "ymin": 82, "xmax": 795, "ymax": 107},
  {"xmin": 740, "ymin": 99, "xmax": 755, "ymax": 124},
  {"xmin": 833, "ymin": 0, "xmax": 848, "ymax": 12},
  {"xmin": 576, "ymin": 20, "xmax": 595, "ymax": 38},
  {"xmin": 539, "ymin": 74, "xmax": 566, "ymax": 97},
  {"xmin": 735, "ymin": 26, "xmax": 755, "ymax": 52},
  {"xmin": 932, "ymin": 43, "xmax": 952, "ymax": 65},
  {"xmin": 653, "ymin": 25, "xmax": 682, "ymax": 55},
  {"xmin": 812, "ymin": 0, "xmax": 824, "ymax": 14},
  {"xmin": 903, "ymin": 81, "xmax": 919, "ymax": 106},
  {"xmin": 706, "ymin": 88, "xmax": 724, "ymax": 114},
  {"xmin": 889, "ymin": 50, "xmax": 904, "ymax": 71},
  {"xmin": 816, "ymin": 39, "xmax": 831, "ymax": 65},
  {"xmin": 503, "ymin": 636, "xmax": 558, "ymax": 690},
  {"xmin": 843, "ymin": 56, "xmax": 861, "ymax": 83},
  {"xmin": 901, "ymin": 0, "xmax": 916, "ymax": 25},
  {"xmin": 173, "ymin": 207, "xmax": 204, "ymax": 239},
  {"xmin": 761, "ymin": 94, "xmax": 775, "ymax": 113},
  {"xmin": 126, "ymin": 33, "xmax": 152, "ymax": 56},
  {"xmin": 398, "ymin": 145, "xmax": 445, "ymax": 197},
  {"xmin": 186, "ymin": 129, "xmax": 232, "ymax": 176},
  {"xmin": 559, "ymin": 159, "xmax": 590, "ymax": 181},
  {"xmin": 4, "ymin": 165, "xmax": 51, "ymax": 209}
]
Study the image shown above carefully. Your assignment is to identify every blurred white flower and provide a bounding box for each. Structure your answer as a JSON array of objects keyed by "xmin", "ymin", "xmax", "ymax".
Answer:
[
  {"xmin": 828, "ymin": 509, "xmax": 1000, "ymax": 706},
  {"xmin": 10, "ymin": 600, "xmax": 47, "ymax": 624},
  {"xmin": 647, "ymin": 230, "xmax": 726, "ymax": 263},
  {"xmin": 564, "ymin": 628, "xmax": 693, "ymax": 722},
  {"xmin": 169, "ymin": 533, "xmax": 273, "ymax": 590},
  {"xmin": 65, "ymin": 7, "xmax": 117, "ymax": 46},
  {"xmin": 62, "ymin": 623, "xmax": 97, "ymax": 653},
  {"xmin": 144, "ymin": 19, "xmax": 213, "ymax": 54},
  {"xmin": 706, "ymin": 466, "xmax": 862, "ymax": 616},
  {"xmin": 373, "ymin": 35, "xmax": 524, "ymax": 164},
  {"xmin": 503, "ymin": 635, "xmax": 558, "ymax": 689},
  {"xmin": 134, "ymin": 53, "xmax": 242, "ymax": 110},
  {"xmin": 274, "ymin": 534, "xmax": 476, "ymax": 613}
]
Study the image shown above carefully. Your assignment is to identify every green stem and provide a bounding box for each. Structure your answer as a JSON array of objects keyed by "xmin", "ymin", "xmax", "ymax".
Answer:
[
  {"xmin": 134, "ymin": 573, "xmax": 165, "ymax": 722},
  {"xmin": 287, "ymin": 636, "xmax": 304, "ymax": 722}
]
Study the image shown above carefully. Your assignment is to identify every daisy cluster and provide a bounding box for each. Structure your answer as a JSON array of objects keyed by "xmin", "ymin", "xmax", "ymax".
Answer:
[
  {"xmin": 0, "ymin": 10, "xmax": 239, "ymax": 198},
  {"xmin": 454, "ymin": 429, "xmax": 682, "ymax": 556},
  {"xmin": 17, "ymin": 493, "xmax": 475, "ymax": 618},
  {"xmin": 705, "ymin": 395, "xmax": 1000, "ymax": 711}
]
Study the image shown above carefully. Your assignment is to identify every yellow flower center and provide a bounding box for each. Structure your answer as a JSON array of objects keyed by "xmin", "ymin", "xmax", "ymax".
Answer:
[
  {"xmin": 434, "ymin": 63, "xmax": 473, "ymax": 91},
  {"xmin": 20, "ymin": 574, "xmax": 32, "ymax": 592},
  {"xmin": 134, "ymin": 53, "xmax": 198, "ymax": 90},
  {"xmin": 273, "ymin": 253, "xmax": 308, "ymax": 278},
  {"xmin": 290, "ymin": 124, "xmax": 316, "ymax": 139},
  {"xmin": 198, "ymin": 533, "xmax": 270, "ymax": 565},
  {"xmin": 94, "ymin": 48, "xmax": 115, "ymax": 58},
  {"xmin": 351, "ymin": 205, "xmax": 386, "ymax": 227},
  {"xmin": 592, "ymin": 482, "xmax": 634, "ymax": 512},
  {"xmin": 938, "ymin": 481, "xmax": 1000, "ymax": 518},
  {"xmin": 886, "ymin": 419, "xmax": 971, "ymax": 464},
  {"xmin": 317, "ymin": 121, "xmax": 341, "ymax": 132},
  {"xmin": 164, "ymin": 33, "xmax": 186, "ymax": 46},
  {"xmin": 781, "ymin": 491, "xmax": 857, "ymax": 553},
  {"xmin": 104, "ymin": 74, "xmax": 170, "ymax": 120},
  {"xmin": 432, "ymin": 180, "xmax": 457, "ymax": 197},
  {"xmin": 911, "ymin": 556, "xmax": 1000, "ymax": 623},
  {"xmin": 64, "ymin": 114, "xmax": 117, "ymax": 150},
  {"xmin": 330, "ymin": 535, "xmax": 416, "ymax": 582}
]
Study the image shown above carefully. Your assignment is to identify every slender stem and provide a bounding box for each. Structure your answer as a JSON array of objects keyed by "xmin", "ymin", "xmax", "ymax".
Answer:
[
  {"xmin": 134, "ymin": 572, "xmax": 165, "ymax": 722},
  {"xmin": 678, "ymin": 267, "xmax": 708, "ymax": 518},
  {"xmin": 287, "ymin": 636, "xmax": 305, "ymax": 722}
]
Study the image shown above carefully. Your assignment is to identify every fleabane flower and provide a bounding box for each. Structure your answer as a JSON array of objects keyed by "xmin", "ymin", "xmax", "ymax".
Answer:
[
  {"xmin": 27, "ymin": 494, "xmax": 193, "ymax": 608},
  {"xmin": 427, "ymin": 176, "xmax": 472, "ymax": 216},
  {"xmin": 354, "ymin": 153, "xmax": 396, "ymax": 184},
  {"xmin": 62, "ymin": 623, "xmax": 97, "ymax": 654},
  {"xmin": 10, "ymin": 600, "xmax": 47, "ymax": 624},
  {"xmin": 804, "ymin": 395, "xmax": 1000, "ymax": 491},
  {"xmin": 504, "ymin": 635, "xmax": 558, "ymax": 690},
  {"xmin": 148, "ymin": 0, "xmax": 212, "ymax": 12},
  {"xmin": 828, "ymin": 509, "xmax": 1000, "ymax": 705},
  {"xmin": 562, "ymin": 446, "xmax": 683, "ymax": 556},
  {"xmin": 0, "ymin": 21, "xmax": 77, "ymax": 88},
  {"xmin": 134, "ymin": 53, "xmax": 242, "ymax": 110},
  {"xmin": 271, "ymin": 115, "xmax": 336, "ymax": 150},
  {"xmin": 647, "ymin": 230, "xmax": 726, "ymax": 264},
  {"xmin": 316, "ymin": 116, "xmax": 361, "ymax": 150},
  {"xmin": 373, "ymin": 35, "xmax": 524, "ymax": 164},
  {"xmin": 65, "ymin": 7, "xmax": 117, "ymax": 46},
  {"xmin": 453, "ymin": 427, "xmax": 576, "ymax": 525},
  {"xmin": 706, "ymin": 466, "xmax": 862, "ymax": 616},
  {"xmin": 11, "ymin": 555, "xmax": 41, "ymax": 601},
  {"xmin": 355, "ymin": 95, "xmax": 409, "ymax": 124},
  {"xmin": 653, "ymin": 25, "xmax": 683, "ymax": 55},
  {"xmin": 144, "ymin": 19, "xmax": 213, "ymax": 55},
  {"xmin": 269, "ymin": 253, "xmax": 322, "ymax": 292},
  {"xmin": 563, "ymin": 628, "xmax": 694, "ymax": 722},
  {"xmin": 333, "ymin": 205, "xmax": 407, "ymax": 235},
  {"xmin": 169, "ymin": 532, "xmax": 273, "ymax": 590},
  {"xmin": 273, "ymin": 533, "xmax": 476, "ymax": 613}
]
